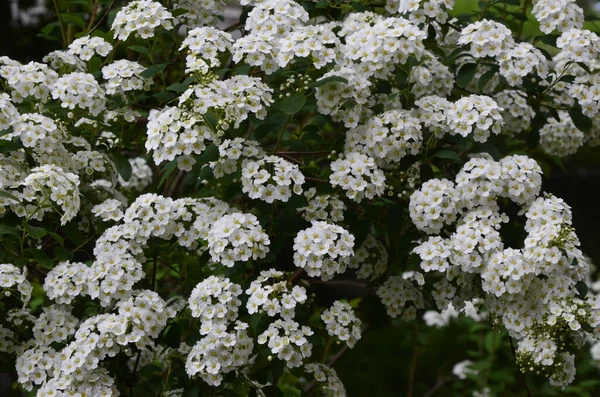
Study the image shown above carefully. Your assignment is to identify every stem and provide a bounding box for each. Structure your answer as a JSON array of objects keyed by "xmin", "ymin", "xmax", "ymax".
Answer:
[
  {"xmin": 272, "ymin": 116, "xmax": 292, "ymax": 154},
  {"xmin": 88, "ymin": 0, "xmax": 117, "ymax": 35},
  {"xmin": 86, "ymin": 0, "xmax": 100, "ymax": 32},
  {"xmin": 509, "ymin": 337, "xmax": 533, "ymax": 397},
  {"xmin": 406, "ymin": 347, "xmax": 419, "ymax": 397},
  {"xmin": 151, "ymin": 255, "xmax": 158, "ymax": 291},
  {"xmin": 129, "ymin": 350, "xmax": 142, "ymax": 396},
  {"xmin": 51, "ymin": 0, "xmax": 67, "ymax": 47}
]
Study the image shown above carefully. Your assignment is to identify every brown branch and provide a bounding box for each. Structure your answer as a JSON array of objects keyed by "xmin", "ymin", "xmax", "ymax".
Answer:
[{"xmin": 88, "ymin": 0, "xmax": 117, "ymax": 35}]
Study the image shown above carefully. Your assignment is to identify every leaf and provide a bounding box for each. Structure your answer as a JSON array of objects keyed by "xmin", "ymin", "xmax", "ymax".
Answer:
[
  {"xmin": 478, "ymin": 69, "xmax": 496, "ymax": 92},
  {"xmin": 183, "ymin": 384, "xmax": 200, "ymax": 397},
  {"xmin": 140, "ymin": 63, "xmax": 169, "ymax": 79},
  {"xmin": 310, "ymin": 75, "xmax": 348, "ymax": 88},
  {"xmin": 575, "ymin": 281, "xmax": 588, "ymax": 299},
  {"xmin": 568, "ymin": 106, "xmax": 592, "ymax": 133},
  {"xmin": 109, "ymin": 152, "xmax": 132, "ymax": 181},
  {"xmin": 127, "ymin": 45, "xmax": 150, "ymax": 57},
  {"xmin": 0, "ymin": 189, "xmax": 20, "ymax": 202},
  {"xmin": 167, "ymin": 77, "xmax": 195, "ymax": 92},
  {"xmin": 60, "ymin": 13, "xmax": 86, "ymax": 29},
  {"xmin": 274, "ymin": 94, "xmax": 306, "ymax": 115},
  {"xmin": 164, "ymin": 323, "xmax": 181, "ymax": 348},
  {"xmin": 47, "ymin": 231, "xmax": 64, "ymax": 245},
  {"xmin": 433, "ymin": 150, "xmax": 461, "ymax": 161},
  {"xmin": 158, "ymin": 160, "xmax": 178, "ymax": 189},
  {"xmin": 0, "ymin": 224, "xmax": 20, "ymax": 237},
  {"xmin": 54, "ymin": 246, "xmax": 73, "ymax": 261},
  {"xmin": 456, "ymin": 63, "xmax": 477, "ymax": 88},
  {"xmin": 25, "ymin": 224, "xmax": 47, "ymax": 239},
  {"xmin": 484, "ymin": 331, "xmax": 502, "ymax": 353},
  {"xmin": 25, "ymin": 248, "xmax": 52, "ymax": 268}
]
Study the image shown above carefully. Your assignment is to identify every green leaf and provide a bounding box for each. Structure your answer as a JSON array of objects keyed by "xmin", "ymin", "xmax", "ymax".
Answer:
[
  {"xmin": 141, "ymin": 63, "xmax": 169, "ymax": 79},
  {"xmin": 478, "ymin": 69, "xmax": 496, "ymax": 92},
  {"xmin": 25, "ymin": 224, "xmax": 47, "ymax": 239},
  {"xmin": 568, "ymin": 106, "xmax": 592, "ymax": 133},
  {"xmin": 310, "ymin": 75, "xmax": 348, "ymax": 88},
  {"xmin": 165, "ymin": 323, "xmax": 181, "ymax": 348},
  {"xmin": 158, "ymin": 160, "xmax": 178, "ymax": 189},
  {"xmin": 127, "ymin": 45, "xmax": 151, "ymax": 57},
  {"xmin": 0, "ymin": 189, "xmax": 20, "ymax": 202},
  {"xmin": 60, "ymin": 13, "xmax": 86, "ymax": 29},
  {"xmin": 54, "ymin": 246, "xmax": 73, "ymax": 262},
  {"xmin": 456, "ymin": 63, "xmax": 477, "ymax": 88},
  {"xmin": 47, "ymin": 232, "xmax": 64, "ymax": 245},
  {"xmin": 484, "ymin": 331, "xmax": 502, "ymax": 353},
  {"xmin": 433, "ymin": 150, "xmax": 461, "ymax": 161},
  {"xmin": 109, "ymin": 152, "xmax": 132, "ymax": 181},
  {"xmin": 183, "ymin": 384, "xmax": 200, "ymax": 397},
  {"xmin": 25, "ymin": 248, "xmax": 52, "ymax": 268},
  {"xmin": 0, "ymin": 224, "xmax": 20, "ymax": 237},
  {"xmin": 575, "ymin": 281, "xmax": 588, "ymax": 299},
  {"xmin": 167, "ymin": 77, "xmax": 195, "ymax": 92},
  {"xmin": 274, "ymin": 94, "xmax": 306, "ymax": 115}
]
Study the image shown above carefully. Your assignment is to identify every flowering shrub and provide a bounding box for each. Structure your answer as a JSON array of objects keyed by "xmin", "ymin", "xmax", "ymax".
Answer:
[{"xmin": 3, "ymin": 0, "xmax": 600, "ymax": 396}]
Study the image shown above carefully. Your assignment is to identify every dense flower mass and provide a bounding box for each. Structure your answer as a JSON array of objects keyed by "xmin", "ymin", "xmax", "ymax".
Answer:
[{"xmin": 3, "ymin": 0, "xmax": 600, "ymax": 394}]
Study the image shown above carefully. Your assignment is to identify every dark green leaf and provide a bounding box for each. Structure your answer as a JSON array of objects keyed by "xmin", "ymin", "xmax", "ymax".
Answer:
[
  {"xmin": 0, "ymin": 190, "xmax": 20, "ymax": 202},
  {"xmin": 158, "ymin": 160, "xmax": 178, "ymax": 189},
  {"xmin": 0, "ymin": 224, "xmax": 20, "ymax": 237},
  {"xmin": 478, "ymin": 69, "xmax": 496, "ymax": 92},
  {"xmin": 109, "ymin": 152, "xmax": 132, "ymax": 181},
  {"xmin": 167, "ymin": 77, "xmax": 195, "ymax": 92},
  {"xmin": 127, "ymin": 45, "xmax": 150, "ymax": 56},
  {"xmin": 274, "ymin": 94, "xmax": 306, "ymax": 115},
  {"xmin": 47, "ymin": 232, "xmax": 64, "ymax": 245},
  {"xmin": 433, "ymin": 150, "xmax": 461, "ymax": 161},
  {"xmin": 25, "ymin": 248, "xmax": 52, "ymax": 268},
  {"xmin": 456, "ymin": 63, "xmax": 477, "ymax": 89},
  {"xmin": 25, "ymin": 224, "xmax": 47, "ymax": 239},
  {"xmin": 54, "ymin": 246, "xmax": 73, "ymax": 262},
  {"xmin": 310, "ymin": 76, "xmax": 348, "ymax": 88},
  {"xmin": 575, "ymin": 281, "xmax": 588, "ymax": 299},
  {"xmin": 141, "ymin": 63, "xmax": 169, "ymax": 79},
  {"xmin": 165, "ymin": 323, "xmax": 181, "ymax": 348},
  {"xmin": 183, "ymin": 384, "xmax": 200, "ymax": 397},
  {"xmin": 569, "ymin": 106, "xmax": 593, "ymax": 133}
]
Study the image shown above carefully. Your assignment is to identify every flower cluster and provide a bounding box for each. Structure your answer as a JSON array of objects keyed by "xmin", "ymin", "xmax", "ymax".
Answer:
[
  {"xmin": 0, "ymin": 264, "xmax": 32, "ymax": 304},
  {"xmin": 299, "ymin": 188, "xmax": 346, "ymax": 223},
  {"xmin": 498, "ymin": 42, "xmax": 549, "ymax": 86},
  {"xmin": 207, "ymin": 213, "xmax": 270, "ymax": 267},
  {"xmin": 180, "ymin": 27, "xmax": 233, "ymax": 74},
  {"xmin": 210, "ymin": 138, "xmax": 265, "ymax": 178},
  {"xmin": 111, "ymin": 0, "xmax": 174, "ymax": 41},
  {"xmin": 347, "ymin": 235, "xmax": 388, "ymax": 280},
  {"xmin": 189, "ymin": 276, "xmax": 242, "ymax": 333},
  {"xmin": 377, "ymin": 273, "xmax": 426, "ymax": 320},
  {"xmin": 1, "ymin": 61, "xmax": 58, "ymax": 103},
  {"xmin": 329, "ymin": 152, "xmax": 386, "ymax": 202},
  {"xmin": 245, "ymin": 269, "xmax": 307, "ymax": 319},
  {"xmin": 532, "ymin": 0, "xmax": 583, "ymax": 34},
  {"xmin": 321, "ymin": 301, "xmax": 362, "ymax": 348},
  {"xmin": 50, "ymin": 72, "xmax": 106, "ymax": 116},
  {"xmin": 101, "ymin": 60, "xmax": 153, "ymax": 95},
  {"xmin": 241, "ymin": 155, "xmax": 305, "ymax": 203},
  {"xmin": 257, "ymin": 319, "xmax": 313, "ymax": 368},
  {"xmin": 494, "ymin": 90, "xmax": 535, "ymax": 135},
  {"xmin": 67, "ymin": 36, "xmax": 112, "ymax": 61},
  {"xmin": 458, "ymin": 20, "xmax": 514, "ymax": 58},
  {"xmin": 539, "ymin": 112, "xmax": 584, "ymax": 157},
  {"xmin": 447, "ymin": 95, "xmax": 503, "ymax": 142},
  {"xmin": 304, "ymin": 363, "xmax": 346, "ymax": 397},
  {"xmin": 293, "ymin": 221, "xmax": 355, "ymax": 280}
]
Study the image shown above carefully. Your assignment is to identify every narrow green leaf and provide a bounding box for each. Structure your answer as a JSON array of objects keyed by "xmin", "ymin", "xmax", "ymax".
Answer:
[
  {"xmin": 433, "ymin": 150, "xmax": 461, "ymax": 161},
  {"xmin": 127, "ymin": 45, "xmax": 151, "ymax": 56},
  {"xmin": 575, "ymin": 281, "xmax": 588, "ymax": 299},
  {"xmin": 141, "ymin": 63, "xmax": 169, "ymax": 79},
  {"xmin": 0, "ymin": 190, "xmax": 20, "ymax": 202},
  {"xmin": 310, "ymin": 76, "xmax": 348, "ymax": 88},
  {"xmin": 164, "ymin": 323, "xmax": 181, "ymax": 348},
  {"xmin": 0, "ymin": 224, "xmax": 20, "ymax": 237},
  {"xmin": 166, "ymin": 77, "xmax": 195, "ymax": 92},
  {"xmin": 456, "ymin": 63, "xmax": 477, "ymax": 88},
  {"xmin": 25, "ymin": 248, "xmax": 52, "ymax": 268},
  {"xmin": 569, "ymin": 106, "xmax": 593, "ymax": 133},
  {"xmin": 54, "ymin": 246, "xmax": 73, "ymax": 262},
  {"xmin": 478, "ymin": 69, "xmax": 496, "ymax": 92}
]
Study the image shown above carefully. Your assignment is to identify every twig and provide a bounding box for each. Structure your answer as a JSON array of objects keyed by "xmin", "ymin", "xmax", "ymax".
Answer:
[
  {"xmin": 129, "ymin": 350, "xmax": 142, "ymax": 396},
  {"xmin": 88, "ymin": 0, "xmax": 117, "ymax": 35},
  {"xmin": 86, "ymin": 0, "xmax": 100, "ymax": 32},
  {"xmin": 165, "ymin": 170, "xmax": 185, "ymax": 197},
  {"xmin": 406, "ymin": 347, "xmax": 419, "ymax": 397},
  {"xmin": 422, "ymin": 375, "xmax": 450, "ymax": 397},
  {"xmin": 509, "ymin": 337, "xmax": 533, "ymax": 397},
  {"xmin": 289, "ymin": 268, "xmax": 304, "ymax": 283}
]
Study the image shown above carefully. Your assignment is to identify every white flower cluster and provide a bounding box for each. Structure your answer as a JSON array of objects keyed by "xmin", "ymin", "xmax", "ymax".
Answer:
[
  {"xmin": 189, "ymin": 276, "xmax": 243, "ymax": 334},
  {"xmin": 278, "ymin": 25, "xmax": 340, "ymax": 69},
  {"xmin": 304, "ymin": 363, "xmax": 346, "ymax": 397},
  {"xmin": 32, "ymin": 305, "xmax": 78, "ymax": 346},
  {"xmin": 180, "ymin": 27, "xmax": 233, "ymax": 75},
  {"xmin": 0, "ymin": 93, "xmax": 19, "ymax": 130},
  {"xmin": 1, "ymin": 61, "xmax": 58, "ymax": 103},
  {"xmin": 345, "ymin": 109, "xmax": 422, "ymax": 168},
  {"xmin": 207, "ymin": 212, "xmax": 270, "ymax": 267},
  {"xmin": 299, "ymin": 188, "xmax": 346, "ymax": 223},
  {"xmin": 539, "ymin": 112, "xmax": 584, "ymax": 157},
  {"xmin": 91, "ymin": 198, "xmax": 124, "ymax": 222},
  {"xmin": 329, "ymin": 152, "xmax": 386, "ymax": 202},
  {"xmin": 111, "ymin": 0, "xmax": 173, "ymax": 41},
  {"xmin": 556, "ymin": 29, "xmax": 600, "ymax": 65},
  {"xmin": 321, "ymin": 301, "xmax": 362, "ymax": 348},
  {"xmin": 410, "ymin": 57, "xmax": 454, "ymax": 98},
  {"xmin": 50, "ymin": 72, "xmax": 106, "ymax": 116},
  {"xmin": 532, "ymin": 0, "xmax": 583, "ymax": 34},
  {"xmin": 257, "ymin": 319, "xmax": 313, "ymax": 368},
  {"xmin": 67, "ymin": 36, "xmax": 112, "ymax": 61},
  {"xmin": 245, "ymin": 269, "xmax": 307, "ymax": 319},
  {"xmin": 22, "ymin": 164, "xmax": 81, "ymax": 225},
  {"xmin": 415, "ymin": 95, "xmax": 453, "ymax": 137},
  {"xmin": 447, "ymin": 95, "xmax": 503, "ymax": 142},
  {"xmin": 101, "ymin": 60, "xmax": 153, "ymax": 95},
  {"xmin": 210, "ymin": 138, "xmax": 265, "ymax": 178},
  {"xmin": 173, "ymin": 0, "xmax": 227, "ymax": 28},
  {"xmin": 494, "ymin": 90, "xmax": 535, "ymax": 135},
  {"xmin": 498, "ymin": 42, "xmax": 549, "ymax": 86},
  {"xmin": 293, "ymin": 221, "xmax": 355, "ymax": 280},
  {"xmin": 458, "ymin": 20, "xmax": 514, "ymax": 58},
  {"xmin": 13, "ymin": 113, "xmax": 59, "ymax": 148},
  {"xmin": 409, "ymin": 178, "xmax": 458, "ymax": 234},
  {"xmin": 43, "ymin": 50, "xmax": 86, "ymax": 72},
  {"xmin": 339, "ymin": 13, "xmax": 426, "ymax": 79},
  {"xmin": 43, "ymin": 262, "xmax": 90, "ymax": 304},
  {"xmin": 377, "ymin": 273, "xmax": 426, "ymax": 320},
  {"xmin": 348, "ymin": 235, "xmax": 388, "ymax": 280},
  {"xmin": 186, "ymin": 322, "xmax": 254, "ymax": 386},
  {"xmin": 423, "ymin": 300, "xmax": 485, "ymax": 327},
  {"xmin": 388, "ymin": 0, "xmax": 454, "ymax": 23},
  {"xmin": 314, "ymin": 67, "xmax": 372, "ymax": 128},
  {"xmin": 241, "ymin": 155, "xmax": 305, "ymax": 203},
  {"xmin": 0, "ymin": 263, "xmax": 32, "ymax": 304}
]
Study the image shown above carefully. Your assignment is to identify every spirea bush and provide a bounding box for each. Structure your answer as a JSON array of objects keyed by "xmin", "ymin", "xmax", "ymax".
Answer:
[{"xmin": 3, "ymin": 0, "xmax": 600, "ymax": 396}]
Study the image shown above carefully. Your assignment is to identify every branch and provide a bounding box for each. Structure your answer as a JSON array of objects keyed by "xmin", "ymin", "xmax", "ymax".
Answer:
[{"xmin": 88, "ymin": 0, "xmax": 117, "ymax": 35}]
